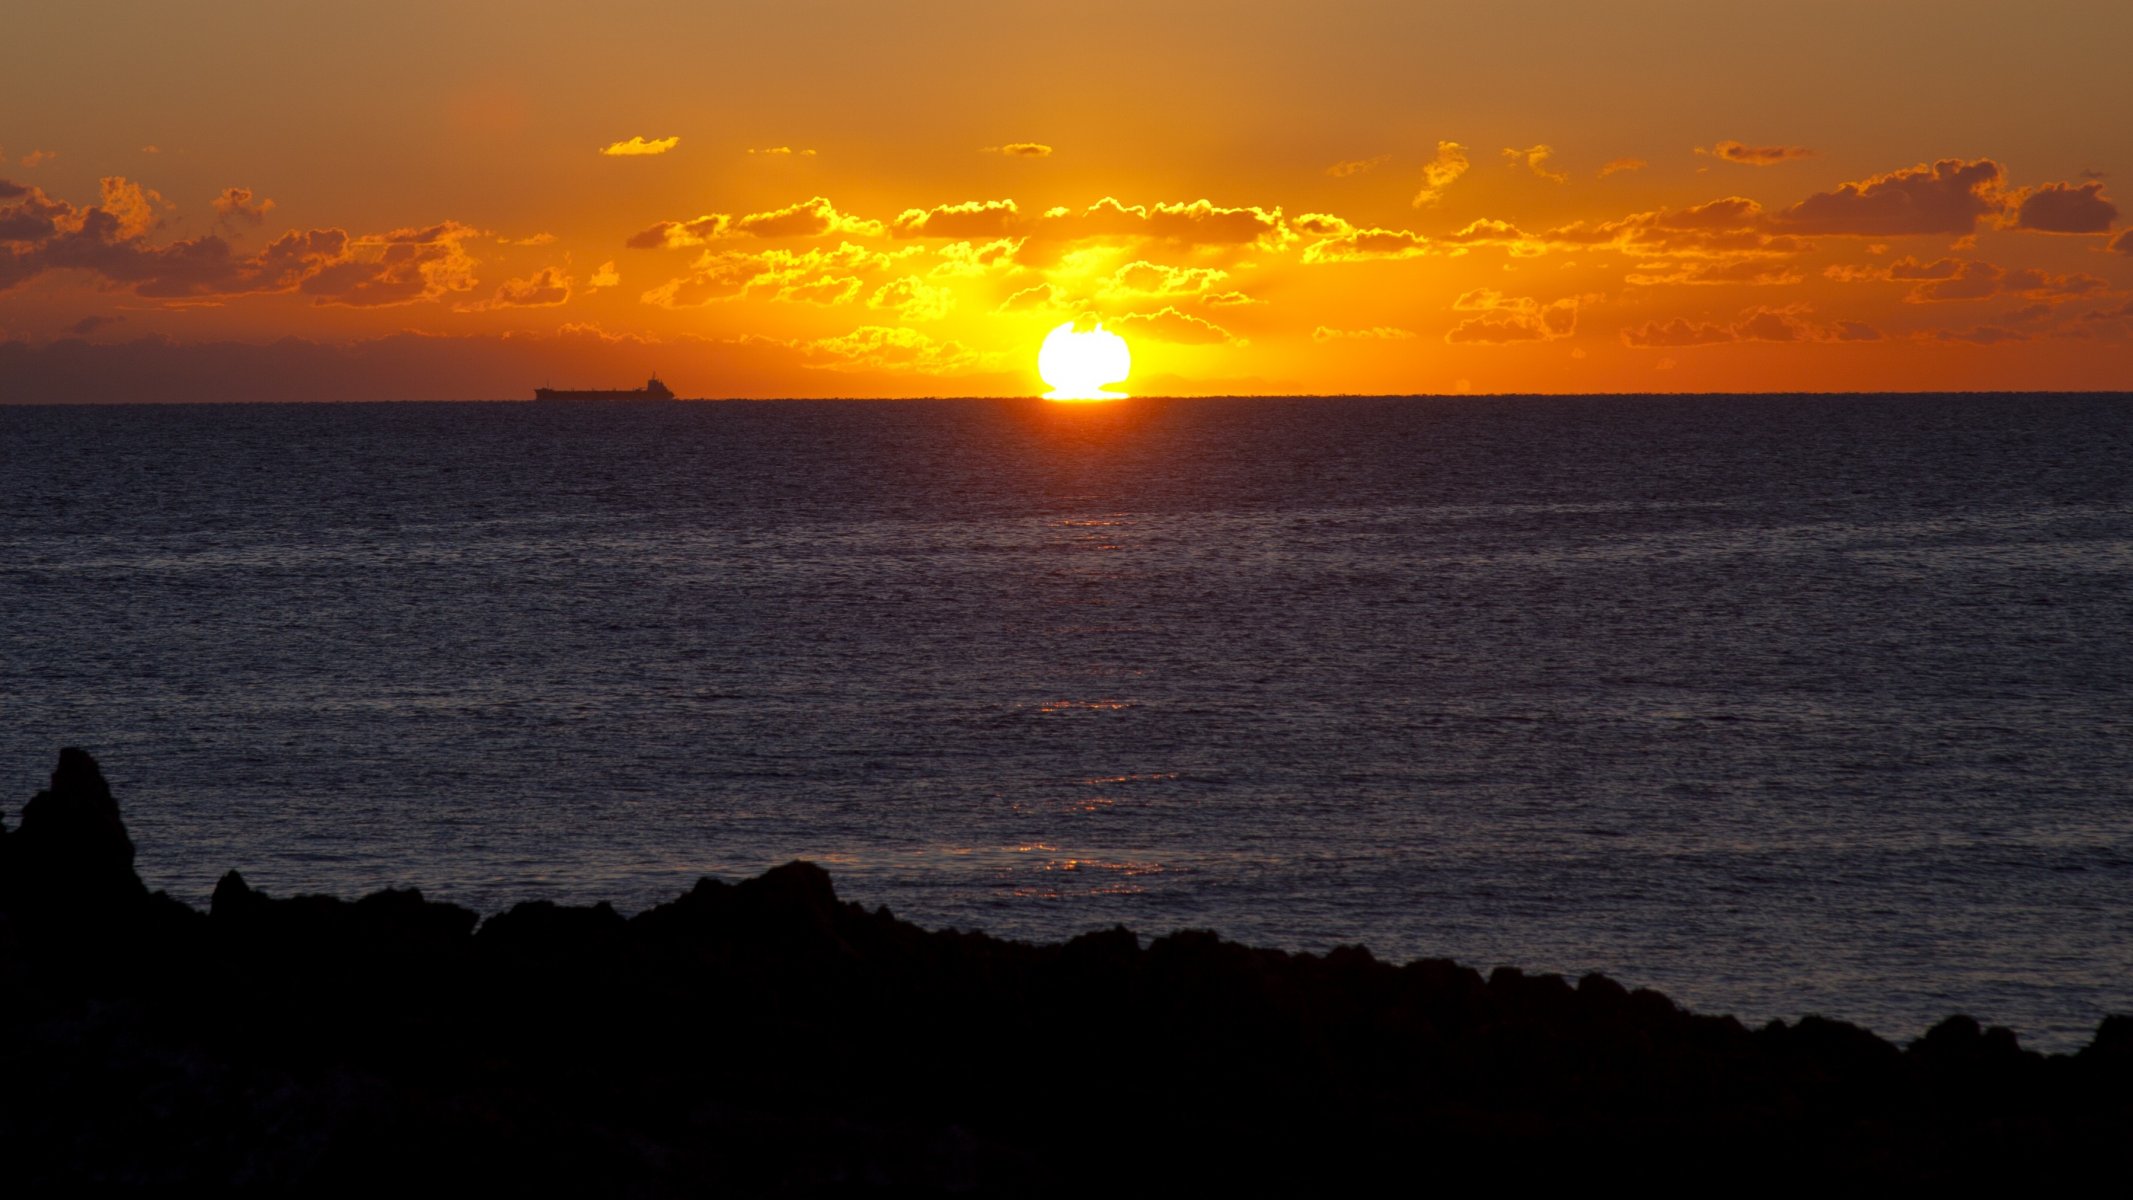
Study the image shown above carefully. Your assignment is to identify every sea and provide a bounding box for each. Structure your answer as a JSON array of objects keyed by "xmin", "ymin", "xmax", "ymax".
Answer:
[{"xmin": 3, "ymin": 393, "xmax": 2129, "ymax": 1050}]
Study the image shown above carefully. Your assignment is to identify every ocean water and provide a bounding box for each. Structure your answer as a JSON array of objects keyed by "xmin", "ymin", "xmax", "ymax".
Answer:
[{"xmin": 3, "ymin": 393, "xmax": 2130, "ymax": 1050}]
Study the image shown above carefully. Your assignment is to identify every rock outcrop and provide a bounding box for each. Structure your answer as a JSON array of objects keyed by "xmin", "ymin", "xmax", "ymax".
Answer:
[{"xmin": 1, "ymin": 749, "xmax": 2128, "ymax": 1192}]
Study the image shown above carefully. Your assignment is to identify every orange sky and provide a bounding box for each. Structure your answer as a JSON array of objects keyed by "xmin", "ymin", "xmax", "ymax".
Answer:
[{"xmin": 3, "ymin": 0, "xmax": 2130, "ymax": 400}]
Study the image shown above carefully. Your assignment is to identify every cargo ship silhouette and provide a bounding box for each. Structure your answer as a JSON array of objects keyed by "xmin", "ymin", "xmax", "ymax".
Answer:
[{"xmin": 532, "ymin": 376, "xmax": 675, "ymax": 401}]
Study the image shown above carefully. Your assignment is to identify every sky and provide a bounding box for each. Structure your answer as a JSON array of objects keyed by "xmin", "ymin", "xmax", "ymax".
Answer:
[{"xmin": 3, "ymin": 0, "xmax": 2130, "ymax": 400}]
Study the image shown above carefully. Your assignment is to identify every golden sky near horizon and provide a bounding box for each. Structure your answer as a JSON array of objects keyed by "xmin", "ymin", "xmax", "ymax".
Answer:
[{"xmin": 3, "ymin": 0, "xmax": 2131, "ymax": 399}]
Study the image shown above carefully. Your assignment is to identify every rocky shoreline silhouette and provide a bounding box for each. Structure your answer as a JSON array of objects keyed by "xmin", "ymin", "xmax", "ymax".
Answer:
[{"xmin": 3, "ymin": 748, "xmax": 2128, "ymax": 1192}]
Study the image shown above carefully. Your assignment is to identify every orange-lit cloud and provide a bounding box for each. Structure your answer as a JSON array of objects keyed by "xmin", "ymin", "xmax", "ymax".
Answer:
[
  {"xmin": 630, "ymin": 196, "xmax": 884, "ymax": 248},
  {"xmin": 599, "ymin": 135, "xmax": 681, "ymax": 157},
  {"xmin": 1313, "ymin": 325, "xmax": 1415, "ymax": 341},
  {"xmin": 984, "ymin": 143, "xmax": 1052, "ymax": 157},
  {"xmin": 891, "ymin": 198, "xmax": 1022, "ymax": 239},
  {"xmin": 1771, "ymin": 158, "xmax": 2008, "ymax": 236},
  {"xmin": 1301, "ymin": 226, "xmax": 1433, "ymax": 263},
  {"xmin": 928, "ymin": 238, "xmax": 1023, "ymax": 277},
  {"xmin": 2013, "ymin": 181, "xmax": 2119, "ymax": 233},
  {"xmin": 1825, "ymin": 255, "xmax": 2106, "ymax": 303},
  {"xmin": 1626, "ymin": 259, "xmax": 1804, "ymax": 286},
  {"xmin": 2112, "ymin": 229, "xmax": 2133, "ymax": 255},
  {"xmin": 1326, "ymin": 155, "xmax": 1390, "ymax": 178},
  {"xmin": 460, "ymin": 265, "xmax": 572, "ymax": 310},
  {"xmin": 1100, "ymin": 260, "xmax": 1229, "ymax": 299},
  {"xmin": 1503, "ymin": 145, "xmax": 1568, "ymax": 184},
  {"xmin": 1113, "ymin": 306, "xmax": 1242, "ymax": 345},
  {"xmin": 1597, "ymin": 158, "xmax": 1646, "ymax": 178},
  {"xmin": 588, "ymin": 260, "xmax": 620, "ymax": 288},
  {"xmin": 1699, "ymin": 140, "xmax": 1815, "ymax": 166},
  {"xmin": 301, "ymin": 223, "xmax": 482, "ymax": 307},
  {"xmin": 748, "ymin": 147, "xmax": 817, "ymax": 157},
  {"xmin": 1445, "ymin": 289, "xmax": 1586, "ymax": 343},
  {"xmin": 994, "ymin": 281, "xmax": 1069, "ymax": 313},
  {"xmin": 212, "ymin": 187, "xmax": 274, "ymax": 229},
  {"xmin": 19, "ymin": 150, "xmax": 58, "ymax": 168},
  {"xmin": 1622, "ymin": 305, "xmax": 1880, "ymax": 345},
  {"xmin": 1413, "ymin": 142, "xmax": 1469, "ymax": 207},
  {"xmin": 868, "ymin": 275, "xmax": 953, "ymax": 320},
  {"xmin": 800, "ymin": 325, "xmax": 989, "ymax": 375}
]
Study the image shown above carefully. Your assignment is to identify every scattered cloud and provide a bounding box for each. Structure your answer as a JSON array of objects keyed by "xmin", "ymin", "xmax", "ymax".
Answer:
[
  {"xmin": 1771, "ymin": 158, "xmax": 2008, "ymax": 236},
  {"xmin": 211, "ymin": 186, "xmax": 274, "ymax": 230},
  {"xmin": 1300, "ymin": 226, "xmax": 1433, "ymax": 264},
  {"xmin": 68, "ymin": 314, "xmax": 124, "ymax": 335},
  {"xmin": 1597, "ymin": 158, "xmax": 1647, "ymax": 179},
  {"xmin": 1326, "ymin": 155, "xmax": 1390, "ymax": 178},
  {"xmin": 800, "ymin": 325, "xmax": 988, "ymax": 375},
  {"xmin": 1929, "ymin": 324, "xmax": 2026, "ymax": 345},
  {"xmin": 140, "ymin": 145, "xmax": 160, "ymax": 155},
  {"xmin": 1824, "ymin": 255, "xmax": 2105, "ymax": 303},
  {"xmin": 2013, "ymin": 181, "xmax": 2119, "ymax": 233},
  {"xmin": 1445, "ymin": 290, "xmax": 1587, "ymax": 343},
  {"xmin": 0, "ymin": 176, "xmax": 480, "ymax": 305},
  {"xmin": 588, "ymin": 260, "xmax": 620, "ymax": 288},
  {"xmin": 498, "ymin": 232, "xmax": 558, "ymax": 246},
  {"xmin": 1202, "ymin": 291, "xmax": 1261, "ymax": 307},
  {"xmin": 994, "ymin": 281, "xmax": 1071, "ymax": 314},
  {"xmin": 1698, "ymin": 140, "xmax": 1814, "ymax": 166},
  {"xmin": 1621, "ymin": 305, "xmax": 1880, "ymax": 346},
  {"xmin": 1413, "ymin": 141, "xmax": 1470, "ymax": 207},
  {"xmin": 1099, "ymin": 260, "xmax": 1229, "ymax": 300},
  {"xmin": 748, "ymin": 147, "xmax": 817, "ymax": 157},
  {"xmin": 1503, "ymin": 145, "xmax": 1568, "ymax": 184},
  {"xmin": 599, "ymin": 136, "xmax": 680, "ymax": 157},
  {"xmin": 19, "ymin": 150, "xmax": 57, "ymax": 168},
  {"xmin": 1312, "ymin": 325, "xmax": 1415, "ymax": 342},
  {"xmin": 629, "ymin": 196, "xmax": 884, "ymax": 248},
  {"xmin": 928, "ymin": 238, "xmax": 1023, "ymax": 278},
  {"xmin": 891, "ymin": 198, "xmax": 1022, "ymax": 239},
  {"xmin": 1113, "ymin": 306, "xmax": 1243, "ymax": 345},
  {"xmin": 1625, "ymin": 258, "xmax": 1803, "ymax": 287},
  {"xmin": 460, "ymin": 265, "xmax": 572, "ymax": 310},
  {"xmin": 776, "ymin": 275, "xmax": 862, "ymax": 305},
  {"xmin": 867, "ymin": 275, "xmax": 953, "ymax": 320},
  {"xmin": 2113, "ymin": 229, "xmax": 2133, "ymax": 256},
  {"xmin": 984, "ymin": 143, "xmax": 1052, "ymax": 158}
]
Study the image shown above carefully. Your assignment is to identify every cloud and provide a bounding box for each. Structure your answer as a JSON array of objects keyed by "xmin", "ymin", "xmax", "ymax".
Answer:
[
  {"xmin": 2114, "ymin": 230, "xmax": 2133, "ymax": 256},
  {"xmin": 298, "ymin": 222, "xmax": 482, "ymax": 307},
  {"xmin": 1625, "ymin": 258, "xmax": 1804, "ymax": 287},
  {"xmin": 1597, "ymin": 158, "xmax": 1647, "ymax": 179},
  {"xmin": 1100, "ymin": 260, "xmax": 1229, "ymax": 299},
  {"xmin": 0, "ymin": 176, "xmax": 479, "ymax": 305},
  {"xmin": 984, "ymin": 143, "xmax": 1052, "ymax": 158},
  {"xmin": 599, "ymin": 136, "xmax": 681, "ymax": 157},
  {"xmin": 748, "ymin": 146, "xmax": 817, "ymax": 157},
  {"xmin": 928, "ymin": 238, "xmax": 1023, "ymax": 277},
  {"xmin": 1621, "ymin": 305, "xmax": 1881, "ymax": 347},
  {"xmin": 800, "ymin": 325, "xmax": 988, "ymax": 375},
  {"xmin": 68, "ymin": 314, "xmax": 124, "ymax": 335},
  {"xmin": 1698, "ymin": 140, "xmax": 1815, "ymax": 166},
  {"xmin": 19, "ymin": 150, "xmax": 57, "ymax": 168},
  {"xmin": 1503, "ymin": 145, "xmax": 1568, "ymax": 184},
  {"xmin": 1202, "ymin": 291, "xmax": 1261, "ymax": 307},
  {"xmin": 629, "ymin": 196, "xmax": 884, "ymax": 248},
  {"xmin": 1300, "ymin": 226, "xmax": 1433, "ymax": 263},
  {"xmin": 867, "ymin": 275, "xmax": 953, "ymax": 320},
  {"xmin": 890, "ymin": 198, "xmax": 1022, "ymax": 239},
  {"xmin": 776, "ymin": 275, "xmax": 862, "ymax": 305},
  {"xmin": 1455, "ymin": 198, "xmax": 1803, "ymax": 259},
  {"xmin": 2013, "ymin": 181, "xmax": 2119, "ymax": 233},
  {"xmin": 1825, "ymin": 255, "xmax": 2106, "ymax": 303},
  {"xmin": 994, "ymin": 282, "xmax": 1071, "ymax": 314},
  {"xmin": 460, "ymin": 265, "xmax": 572, "ymax": 310},
  {"xmin": 1771, "ymin": 158, "xmax": 2009, "ymax": 236},
  {"xmin": 140, "ymin": 145, "xmax": 160, "ymax": 155},
  {"xmin": 1312, "ymin": 325, "xmax": 1415, "ymax": 342},
  {"xmin": 497, "ymin": 232, "xmax": 558, "ymax": 246},
  {"xmin": 211, "ymin": 186, "xmax": 274, "ymax": 229},
  {"xmin": 588, "ymin": 260, "xmax": 620, "ymax": 288},
  {"xmin": 1445, "ymin": 290, "xmax": 1586, "ymax": 343},
  {"xmin": 1326, "ymin": 155, "xmax": 1390, "ymax": 178},
  {"xmin": 638, "ymin": 241, "xmax": 908, "ymax": 307},
  {"xmin": 1112, "ymin": 306, "xmax": 1243, "ymax": 345},
  {"xmin": 1413, "ymin": 141, "xmax": 1469, "ymax": 207},
  {"xmin": 1040, "ymin": 197, "xmax": 1291, "ymax": 249},
  {"xmin": 1930, "ymin": 324, "xmax": 2026, "ymax": 345}
]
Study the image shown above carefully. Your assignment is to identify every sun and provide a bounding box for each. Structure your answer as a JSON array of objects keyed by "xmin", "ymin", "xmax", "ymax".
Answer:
[{"xmin": 1038, "ymin": 321, "xmax": 1131, "ymax": 401}]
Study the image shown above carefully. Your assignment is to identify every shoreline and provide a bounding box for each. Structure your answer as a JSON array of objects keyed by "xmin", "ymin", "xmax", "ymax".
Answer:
[{"xmin": 5, "ymin": 747, "xmax": 2129, "ymax": 1189}]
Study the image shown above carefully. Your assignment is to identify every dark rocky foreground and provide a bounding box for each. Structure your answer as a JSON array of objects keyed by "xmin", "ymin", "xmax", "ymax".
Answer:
[{"xmin": 3, "ymin": 749, "xmax": 2129, "ymax": 1193}]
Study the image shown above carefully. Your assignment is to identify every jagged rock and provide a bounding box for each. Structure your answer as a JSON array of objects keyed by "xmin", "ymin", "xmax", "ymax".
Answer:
[{"xmin": 0, "ymin": 747, "xmax": 147, "ymax": 924}]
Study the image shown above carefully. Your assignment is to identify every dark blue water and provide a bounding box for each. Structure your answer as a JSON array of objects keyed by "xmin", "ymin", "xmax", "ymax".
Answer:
[{"xmin": 4, "ymin": 394, "xmax": 2130, "ymax": 1049}]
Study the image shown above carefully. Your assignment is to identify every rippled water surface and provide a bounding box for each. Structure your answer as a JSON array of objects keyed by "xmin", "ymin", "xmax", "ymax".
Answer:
[{"xmin": 4, "ymin": 393, "xmax": 2130, "ymax": 1049}]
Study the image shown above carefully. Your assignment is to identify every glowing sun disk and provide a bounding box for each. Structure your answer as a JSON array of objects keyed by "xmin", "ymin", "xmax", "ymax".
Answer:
[{"xmin": 1039, "ymin": 321, "xmax": 1130, "ymax": 401}]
